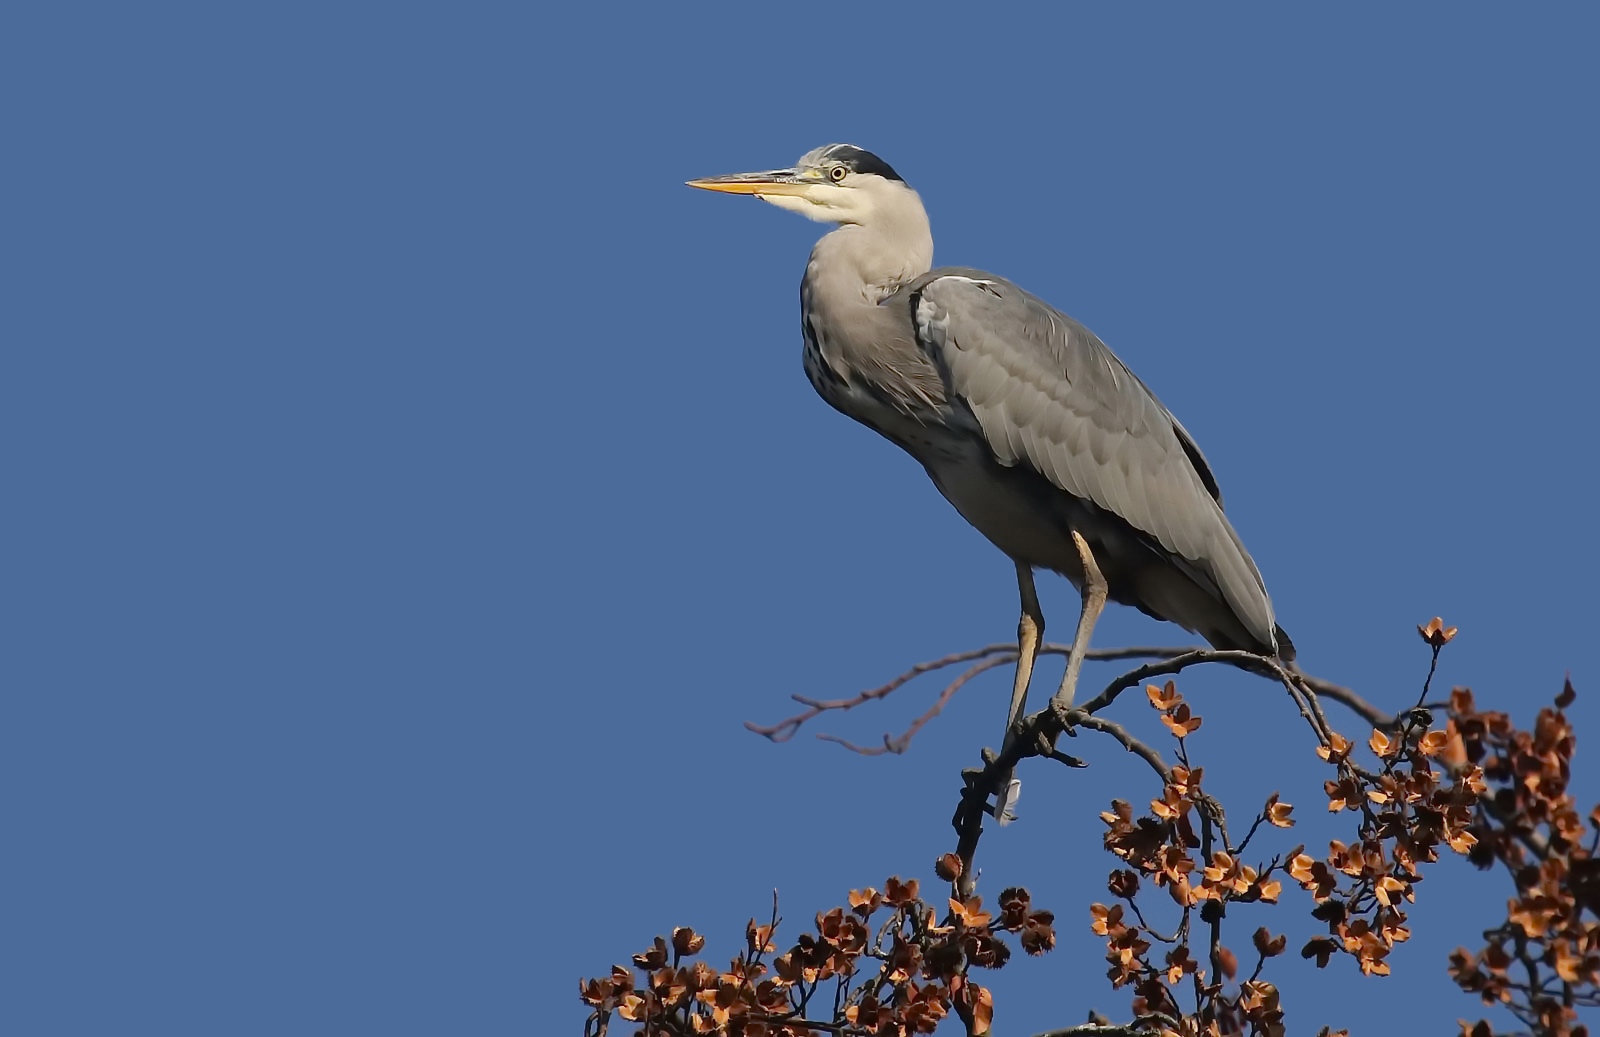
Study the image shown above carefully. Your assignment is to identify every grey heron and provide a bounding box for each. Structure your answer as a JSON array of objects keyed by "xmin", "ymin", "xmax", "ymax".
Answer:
[{"xmin": 689, "ymin": 144, "xmax": 1291, "ymax": 816}]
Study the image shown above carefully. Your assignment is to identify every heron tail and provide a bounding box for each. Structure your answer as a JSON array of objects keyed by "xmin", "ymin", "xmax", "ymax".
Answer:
[{"xmin": 1273, "ymin": 624, "xmax": 1297, "ymax": 663}]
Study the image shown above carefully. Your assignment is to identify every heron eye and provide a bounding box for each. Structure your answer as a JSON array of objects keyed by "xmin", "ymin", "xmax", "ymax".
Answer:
[{"xmin": 829, "ymin": 165, "xmax": 847, "ymax": 183}]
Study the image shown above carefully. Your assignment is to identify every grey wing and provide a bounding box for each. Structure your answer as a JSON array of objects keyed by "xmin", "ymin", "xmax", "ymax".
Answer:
[{"xmin": 911, "ymin": 269, "xmax": 1276, "ymax": 650}]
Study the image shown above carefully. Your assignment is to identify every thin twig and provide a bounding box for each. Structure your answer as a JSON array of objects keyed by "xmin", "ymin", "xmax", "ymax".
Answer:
[
  {"xmin": 747, "ymin": 1014, "xmax": 872, "ymax": 1035},
  {"xmin": 1199, "ymin": 810, "xmax": 1224, "ymax": 999},
  {"xmin": 1126, "ymin": 898, "xmax": 1180, "ymax": 944},
  {"xmin": 816, "ymin": 656, "xmax": 1013, "ymax": 755},
  {"xmin": 1232, "ymin": 800, "xmax": 1276, "ymax": 858},
  {"xmin": 1061, "ymin": 710, "xmax": 1174, "ymax": 784},
  {"xmin": 1075, "ymin": 650, "xmax": 1269, "ymax": 715},
  {"xmin": 1290, "ymin": 666, "xmax": 1398, "ymax": 729}
]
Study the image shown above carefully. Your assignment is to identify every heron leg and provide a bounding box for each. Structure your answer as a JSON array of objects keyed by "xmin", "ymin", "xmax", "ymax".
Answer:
[
  {"xmin": 1051, "ymin": 531, "xmax": 1108, "ymax": 712},
  {"xmin": 994, "ymin": 561, "xmax": 1043, "ymax": 824},
  {"xmin": 1002, "ymin": 561, "xmax": 1044, "ymax": 745}
]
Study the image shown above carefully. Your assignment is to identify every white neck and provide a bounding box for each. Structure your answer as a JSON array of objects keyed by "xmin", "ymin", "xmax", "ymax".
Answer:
[{"xmin": 811, "ymin": 186, "xmax": 934, "ymax": 303}]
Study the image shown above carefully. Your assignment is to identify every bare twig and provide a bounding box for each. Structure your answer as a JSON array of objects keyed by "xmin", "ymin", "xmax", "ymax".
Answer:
[
  {"xmin": 1198, "ymin": 810, "xmax": 1224, "ymax": 1001},
  {"xmin": 815, "ymin": 656, "xmax": 1013, "ymax": 755},
  {"xmin": 1289, "ymin": 665, "xmax": 1399, "ymax": 729},
  {"xmin": 1231, "ymin": 797, "xmax": 1279, "ymax": 857},
  {"xmin": 1061, "ymin": 710, "xmax": 1174, "ymax": 784},
  {"xmin": 1074, "ymin": 649, "xmax": 1272, "ymax": 714},
  {"xmin": 751, "ymin": 643, "xmax": 1372, "ymax": 754},
  {"xmin": 747, "ymin": 1015, "xmax": 872, "ymax": 1035},
  {"xmin": 745, "ymin": 644, "xmax": 1195, "ymax": 744},
  {"xmin": 748, "ymin": 640, "xmax": 1363, "ymax": 752}
]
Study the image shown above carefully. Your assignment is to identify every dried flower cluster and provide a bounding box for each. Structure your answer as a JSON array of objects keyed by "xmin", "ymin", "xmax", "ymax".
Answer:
[
  {"xmin": 578, "ymin": 872, "xmax": 1054, "ymax": 1036},
  {"xmin": 1447, "ymin": 678, "xmax": 1600, "ymax": 1036},
  {"xmin": 1290, "ymin": 713, "xmax": 1483, "ymax": 978},
  {"xmin": 581, "ymin": 619, "xmax": 1597, "ymax": 1035},
  {"xmin": 1086, "ymin": 681, "xmax": 1329, "ymax": 1036},
  {"xmin": 1076, "ymin": 638, "xmax": 1483, "ymax": 1033}
]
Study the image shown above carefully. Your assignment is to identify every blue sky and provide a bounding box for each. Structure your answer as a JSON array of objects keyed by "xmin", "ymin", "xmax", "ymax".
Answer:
[{"xmin": 6, "ymin": 3, "xmax": 1598, "ymax": 1034}]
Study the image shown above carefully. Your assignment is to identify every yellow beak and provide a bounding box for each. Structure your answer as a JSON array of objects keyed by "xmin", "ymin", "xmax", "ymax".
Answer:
[{"xmin": 685, "ymin": 169, "xmax": 813, "ymax": 196}]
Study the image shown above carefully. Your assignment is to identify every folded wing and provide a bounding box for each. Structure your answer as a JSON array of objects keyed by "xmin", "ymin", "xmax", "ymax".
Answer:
[{"xmin": 910, "ymin": 268, "xmax": 1279, "ymax": 654}]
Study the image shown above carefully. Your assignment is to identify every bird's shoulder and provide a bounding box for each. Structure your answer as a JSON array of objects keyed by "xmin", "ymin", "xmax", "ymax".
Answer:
[
  {"xmin": 909, "ymin": 268, "xmax": 1136, "ymax": 403},
  {"xmin": 906, "ymin": 267, "xmax": 1224, "ymax": 507}
]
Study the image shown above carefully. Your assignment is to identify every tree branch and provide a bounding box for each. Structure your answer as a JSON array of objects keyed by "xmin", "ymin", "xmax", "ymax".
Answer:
[
  {"xmin": 753, "ymin": 642, "xmax": 1385, "ymax": 755},
  {"xmin": 1288, "ymin": 666, "xmax": 1400, "ymax": 729},
  {"xmin": 816, "ymin": 655, "xmax": 1014, "ymax": 755},
  {"xmin": 745, "ymin": 644, "xmax": 1194, "ymax": 744}
]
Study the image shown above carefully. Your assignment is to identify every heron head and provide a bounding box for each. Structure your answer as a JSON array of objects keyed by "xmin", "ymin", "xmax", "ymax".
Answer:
[{"xmin": 687, "ymin": 143, "xmax": 915, "ymax": 226}]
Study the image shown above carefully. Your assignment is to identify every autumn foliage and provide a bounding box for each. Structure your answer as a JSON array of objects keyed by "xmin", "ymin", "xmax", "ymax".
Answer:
[
  {"xmin": 579, "ymin": 873, "xmax": 1054, "ymax": 1036},
  {"xmin": 580, "ymin": 623, "xmax": 1598, "ymax": 1036},
  {"xmin": 1447, "ymin": 679, "xmax": 1599, "ymax": 1034}
]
